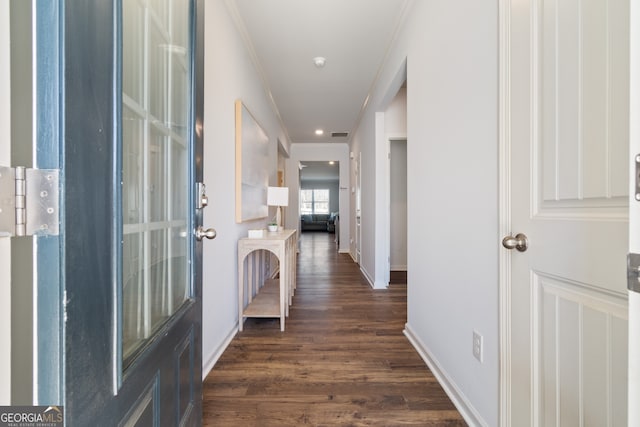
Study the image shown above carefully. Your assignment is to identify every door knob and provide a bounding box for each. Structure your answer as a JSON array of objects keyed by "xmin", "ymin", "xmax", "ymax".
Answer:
[
  {"xmin": 502, "ymin": 233, "xmax": 528, "ymax": 252},
  {"xmin": 195, "ymin": 226, "xmax": 216, "ymax": 241}
]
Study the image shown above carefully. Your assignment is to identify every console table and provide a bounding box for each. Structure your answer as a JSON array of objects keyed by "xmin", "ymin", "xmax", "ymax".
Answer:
[{"xmin": 238, "ymin": 229, "xmax": 297, "ymax": 331}]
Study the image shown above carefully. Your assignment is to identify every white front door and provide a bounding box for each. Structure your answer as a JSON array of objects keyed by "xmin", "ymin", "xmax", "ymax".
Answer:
[{"xmin": 503, "ymin": 0, "xmax": 630, "ymax": 425}]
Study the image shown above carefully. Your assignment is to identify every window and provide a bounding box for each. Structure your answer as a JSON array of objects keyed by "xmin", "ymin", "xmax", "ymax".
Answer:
[
  {"xmin": 121, "ymin": 0, "xmax": 191, "ymax": 366},
  {"xmin": 300, "ymin": 189, "xmax": 329, "ymax": 214}
]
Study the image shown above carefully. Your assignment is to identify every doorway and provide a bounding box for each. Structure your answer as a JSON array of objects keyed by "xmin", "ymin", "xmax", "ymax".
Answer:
[
  {"xmin": 285, "ymin": 144, "xmax": 350, "ymax": 254},
  {"xmin": 375, "ymin": 78, "xmax": 407, "ymax": 289},
  {"xmin": 389, "ymin": 139, "xmax": 407, "ymax": 282},
  {"xmin": 299, "ymin": 161, "xmax": 340, "ymax": 243}
]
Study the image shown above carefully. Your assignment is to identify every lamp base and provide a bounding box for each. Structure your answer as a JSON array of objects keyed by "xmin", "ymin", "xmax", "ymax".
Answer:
[{"xmin": 276, "ymin": 206, "xmax": 282, "ymax": 230}]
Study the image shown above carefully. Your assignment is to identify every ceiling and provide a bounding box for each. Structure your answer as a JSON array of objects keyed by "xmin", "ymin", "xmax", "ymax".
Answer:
[
  {"xmin": 226, "ymin": 0, "xmax": 409, "ymax": 144},
  {"xmin": 299, "ymin": 161, "xmax": 340, "ymax": 181}
]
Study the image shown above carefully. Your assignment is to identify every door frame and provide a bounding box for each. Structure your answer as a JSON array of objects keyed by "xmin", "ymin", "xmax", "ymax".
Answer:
[
  {"xmin": 0, "ymin": 0, "xmax": 10, "ymax": 405},
  {"xmin": 497, "ymin": 1, "xmax": 512, "ymax": 424},
  {"xmin": 378, "ymin": 133, "xmax": 407, "ymax": 286},
  {"xmin": 0, "ymin": 1, "xmax": 63, "ymax": 405},
  {"xmin": 628, "ymin": 0, "xmax": 640, "ymax": 424}
]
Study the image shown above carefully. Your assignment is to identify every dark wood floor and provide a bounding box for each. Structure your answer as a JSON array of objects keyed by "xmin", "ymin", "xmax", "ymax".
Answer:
[
  {"xmin": 203, "ymin": 232, "xmax": 466, "ymax": 426},
  {"xmin": 389, "ymin": 270, "xmax": 407, "ymax": 285}
]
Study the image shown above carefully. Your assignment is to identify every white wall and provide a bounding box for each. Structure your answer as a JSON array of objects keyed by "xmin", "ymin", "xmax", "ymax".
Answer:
[
  {"xmin": 0, "ymin": 0, "xmax": 10, "ymax": 404},
  {"xmin": 350, "ymin": 111, "xmax": 376, "ymax": 277},
  {"xmin": 385, "ymin": 87, "xmax": 407, "ymax": 135},
  {"xmin": 285, "ymin": 143, "xmax": 350, "ymax": 252},
  {"xmin": 202, "ymin": 1, "xmax": 289, "ymax": 377},
  {"xmin": 349, "ymin": 1, "xmax": 498, "ymax": 425}
]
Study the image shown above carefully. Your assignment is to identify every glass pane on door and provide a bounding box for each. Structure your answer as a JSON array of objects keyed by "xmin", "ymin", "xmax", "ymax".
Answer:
[{"xmin": 122, "ymin": 0, "xmax": 191, "ymax": 364}]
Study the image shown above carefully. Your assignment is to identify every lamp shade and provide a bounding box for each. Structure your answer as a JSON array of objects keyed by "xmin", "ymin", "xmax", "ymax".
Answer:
[{"xmin": 267, "ymin": 186, "xmax": 289, "ymax": 207}]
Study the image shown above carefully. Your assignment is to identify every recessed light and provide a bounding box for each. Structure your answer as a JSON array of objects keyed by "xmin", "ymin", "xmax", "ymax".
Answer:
[
  {"xmin": 329, "ymin": 161, "xmax": 335, "ymax": 165},
  {"xmin": 313, "ymin": 56, "xmax": 326, "ymax": 68},
  {"xmin": 315, "ymin": 129, "xmax": 324, "ymax": 135}
]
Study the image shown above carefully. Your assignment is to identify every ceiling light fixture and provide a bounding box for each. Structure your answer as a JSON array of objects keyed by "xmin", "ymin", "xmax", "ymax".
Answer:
[
  {"xmin": 315, "ymin": 129, "xmax": 324, "ymax": 135},
  {"xmin": 313, "ymin": 56, "xmax": 326, "ymax": 68},
  {"xmin": 329, "ymin": 161, "xmax": 335, "ymax": 165}
]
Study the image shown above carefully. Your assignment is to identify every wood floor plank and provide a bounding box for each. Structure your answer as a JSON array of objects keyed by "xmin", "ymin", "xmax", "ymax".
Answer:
[{"xmin": 203, "ymin": 232, "xmax": 466, "ymax": 426}]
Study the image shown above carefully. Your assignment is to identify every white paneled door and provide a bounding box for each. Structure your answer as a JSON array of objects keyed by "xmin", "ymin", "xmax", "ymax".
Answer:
[{"xmin": 503, "ymin": 0, "xmax": 629, "ymax": 425}]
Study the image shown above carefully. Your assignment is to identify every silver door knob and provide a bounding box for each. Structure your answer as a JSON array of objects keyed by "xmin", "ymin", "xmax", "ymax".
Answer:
[
  {"xmin": 502, "ymin": 233, "xmax": 528, "ymax": 252},
  {"xmin": 195, "ymin": 226, "xmax": 217, "ymax": 241}
]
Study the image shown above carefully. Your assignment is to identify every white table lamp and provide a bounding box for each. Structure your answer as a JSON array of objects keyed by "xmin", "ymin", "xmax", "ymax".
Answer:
[{"xmin": 267, "ymin": 186, "xmax": 289, "ymax": 230}]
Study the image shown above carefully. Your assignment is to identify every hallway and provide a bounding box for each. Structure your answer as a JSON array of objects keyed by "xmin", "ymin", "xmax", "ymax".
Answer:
[{"xmin": 203, "ymin": 232, "xmax": 465, "ymax": 426}]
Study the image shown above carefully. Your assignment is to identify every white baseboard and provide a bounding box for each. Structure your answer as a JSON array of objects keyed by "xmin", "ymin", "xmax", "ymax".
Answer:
[
  {"xmin": 390, "ymin": 265, "xmax": 407, "ymax": 271},
  {"xmin": 202, "ymin": 325, "xmax": 237, "ymax": 381},
  {"xmin": 373, "ymin": 280, "xmax": 389, "ymax": 289},
  {"xmin": 403, "ymin": 324, "xmax": 488, "ymax": 427},
  {"xmin": 338, "ymin": 248, "xmax": 350, "ymax": 254},
  {"xmin": 349, "ymin": 251, "xmax": 357, "ymax": 263},
  {"xmin": 360, "ymin": 266, "xmax": 387, "ymax": 289},
  {"xmin": 360, "ymin": 266, "xmax": 376, "ymax": 289}
]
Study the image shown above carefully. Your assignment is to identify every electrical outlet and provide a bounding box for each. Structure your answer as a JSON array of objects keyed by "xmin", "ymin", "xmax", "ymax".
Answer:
[{"xmin": 472, "ymin": 330, "xmax": 483, "ymax": 363}]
